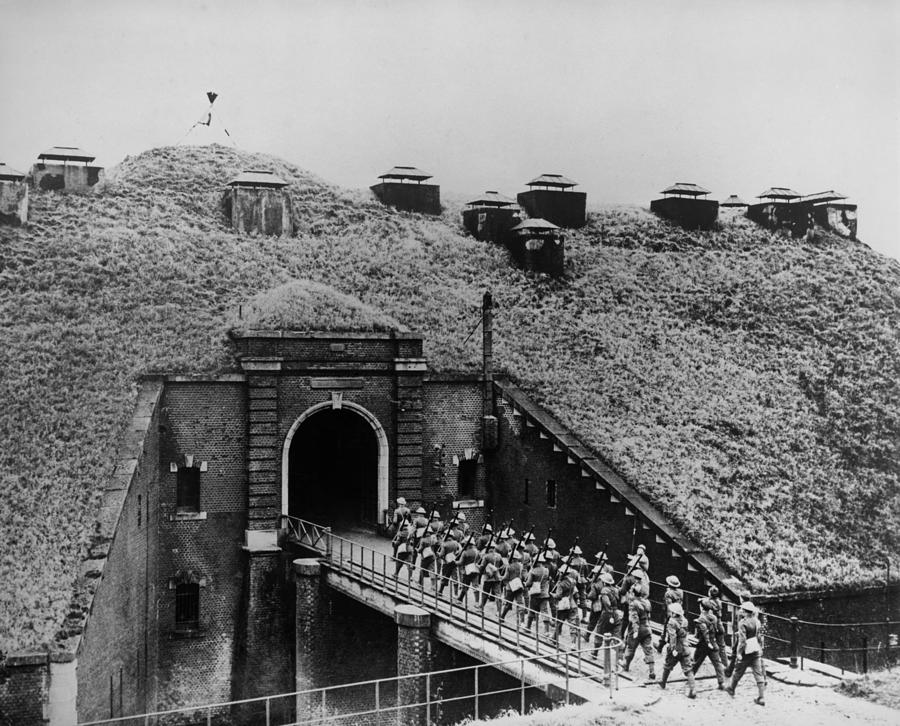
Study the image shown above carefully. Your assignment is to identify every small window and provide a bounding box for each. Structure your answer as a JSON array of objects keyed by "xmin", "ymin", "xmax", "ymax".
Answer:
[
  {"xmin": 176, "ymin": 467, "xmax": 201, "ymax": 513},
  {"xmin": 546, "ymin": 479, "xmax": 557, "ymax": 509},
  {"xmin": 458, "ymin": 459, "xmax": 477, "ymax": 499},
  {"xmin": 175, "ymin": 583, "xmax": 200, "ymax": 630},
  {"xmin": 524, "ymin": 478, "xmax": 530, "ymax": 504}
]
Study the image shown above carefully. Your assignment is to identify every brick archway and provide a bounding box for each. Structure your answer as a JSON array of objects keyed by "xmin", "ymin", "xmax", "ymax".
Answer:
[{"xmin": 281, "ymin": 401, "xmax": 390, "ymax": 526}]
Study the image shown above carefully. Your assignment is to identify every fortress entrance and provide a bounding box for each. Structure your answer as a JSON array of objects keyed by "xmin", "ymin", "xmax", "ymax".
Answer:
[{"xmin": 287, "ymin": 407, "xmax": 381, "ymax": 528}]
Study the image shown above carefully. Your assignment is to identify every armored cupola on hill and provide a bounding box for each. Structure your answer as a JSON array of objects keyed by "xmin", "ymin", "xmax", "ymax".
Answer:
[
  {"xmin": 508, "ymin": 217, "xmax": 564, "ymax": 276},
  {"xmin": 461, "ymin": 190, "xmax": 522, "ymax": 243},
  {"xmin": 748, "ymin": 185, "xmax": 813, "ymax": 238},
  {"xmin": 31, "ymin": 145, "xmax": 104, "ymax": 192},
  {"xmin": 721, "ymin": 194, "xmax": 748, "ymax": 208},
  {"xmin": 223, "ymin": 169, "xmax": 294, "ymax": 237},
  {"xmin": 370, "ymin": 165, "xmax": 441, "ymax": 215},
  {"xmin": 650, "ymin": 182, "xmax": 719, "ymax": 230},
  {"xmin": 801, "ymin": 190, "xmax": 857, "ymax": 240},
  {"xmin": 0, "ymin": 162, "xmax": 28, "ymax": 226},
  {"xmin": 516, "ymin": 173, "xmax": 586, "ymax": 228}
]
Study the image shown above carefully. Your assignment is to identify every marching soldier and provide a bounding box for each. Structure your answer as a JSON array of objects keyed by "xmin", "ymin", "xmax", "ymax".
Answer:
[
  {"xmin": 417, "ymin": 524, "xmax": 438, "ymax": 589},
  {"xmin": 524, "ymin": 553, "xmax": 552, "ymax": 635},
  {"xmin": 392, "ymin": 517, "xmax": 415, "ymax": 578},
  {"xmin": 587, "ymin": 572, "xmax": 621, "ymax": 658},
  {"xmin": 659, "ymin": 602, "xmax": 696, "ymax": 698},
  {"xmin": 479, "ymin": 542, "xmax": 504, "ymax": 614},
  {"xmin": 544, "ymin": 538, "xmax": 561, "ymax": 578},
  {"xmin": 477, "ymin": 523, "xmax": 494, "ymax": 551},
  {"xmin": 429, "ymin": 509, "xmax": 444, "ymax": 535},
  {"xmin": 522, "ymin": 532, "xmax": 539, "ymax": 561},
  {"xmin": 620, "ymin": 581, "xmax": 656, "ymax": 683},
  {"xmin": 657, "ymin": 575, "xmax": 684, "ymax": 652},
  {"xmin": 495, "ymin": 529, "xmax": 512, "ymax": 561},
  {"xmin": 391, "ymin": 497, "xmax": 410, "ymax": 535},
  {"xmin": 619, "ymin": 569, "xmax": 646, "ymax": 641},
  {"xmin": 693, "ymin": 598, "xmax": 726, "ymax": 689},
  {"xmin": 551, "ymin": 564, "xmax": 580, "ymax": 645},
  {"xmin": 456, "ymin": 536, "xmax": 480, "ymax": 603},
  {"xmin": 506, "ymin": 526, "xmax": 520, "ymax": 553},
  {"xmin": 726, "ymin": 601, "xmax": 766, "ymax": 706},
  {"xmin": 707, "ymin": 586, "xmax": 731, "ymax": 675},
  {"xmin": 499, "ymin": 549, "xmax": 526, "ymax": 623},
  {"xmin": 437, "ymin": 529, "xmax": 461, "ymax": 596},
  {"xmin": 455, "ymin": 512, "xmax": 470, "ymax": 539},
  {"xmin": 412, "ymin": 506, "xmax": 429, "ymax": 539},
  {"xmin": 627, "ymin": 543, "xmax": 650, "ymax": 574}
]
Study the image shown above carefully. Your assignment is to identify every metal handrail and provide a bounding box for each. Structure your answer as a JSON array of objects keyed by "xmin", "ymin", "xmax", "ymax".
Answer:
[{"xmin": 79, "ymin": 642, "xmax": 622, "ymax": 725}]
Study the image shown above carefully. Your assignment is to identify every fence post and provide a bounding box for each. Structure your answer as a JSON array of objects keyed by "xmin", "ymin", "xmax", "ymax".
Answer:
[
  {"xmin": 426, "ymin": 673, "xmax": 431, "ymax": 726},
  {"xmin": 863, "ymin": 636, "xmax": 868, "ymax": 674},
  {"xmin": 520, "ymin": 658, "xmax": 526, "ymax": 714},
  {"xmin": 790, "ymin": 617, "xmax": 799, "ymax": 668},
  {"xmin": 474, "ymin": 666, "xmax": 480, "ymax": 720},
  {"xmin": 265, "ymin": 697, "xmax": 271, "ymax": 726}
]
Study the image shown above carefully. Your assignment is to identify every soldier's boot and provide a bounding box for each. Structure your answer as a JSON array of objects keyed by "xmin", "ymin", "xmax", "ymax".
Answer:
[
  {"xmin": 686, "ymin": 670, "xmax": 696, "ymax": 699},
  {"xmin": 755, "ymin": 682, "xmax": 765, "ymax": 706},
  {"xmin": 644, "ymin": 655, "xmax": 656, "ymax": 683},
  {"xmin": 659, "ymin": 668, "xmax": 670, "ymax": 689}
]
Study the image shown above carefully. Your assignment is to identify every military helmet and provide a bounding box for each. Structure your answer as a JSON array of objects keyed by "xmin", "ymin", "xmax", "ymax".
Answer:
[
  {"xmin": 600, "ymin": 572, "xmax": 615, "ymax": 585},
  {"xmin": 396, "ymin": 497, "xmax": 407, "ymax": 506},
  {"xmin": 666, "ymin": 575, "xmax": 681, "ymax": 588},
  {"xmin": 708, "ymin": 585, "xmax": 720, "ymax": 598},
  {"xmin": 484, "ymin": 523, "xmax": 493, "ymax": 532},
  {"xmin": 415, "ymin": 506, "xmax": 427, "ymax": 514},
  {"xmin": 740, "ymin": 600, "xmax": 758, "ymax": 613},
  {"xmin": 572, "ymin": 545, "xmax": 583, "ymax": 555},
  {"xmin": 546, "ymin": 538, "xmax": 556, "ymax": 549},
  {"xmin": 457, "ymin": 512, "xmax": 466, "ymax": 521}
]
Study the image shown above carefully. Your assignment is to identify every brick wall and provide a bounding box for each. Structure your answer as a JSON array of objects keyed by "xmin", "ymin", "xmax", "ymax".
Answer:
[
  {"xmin": 421, "ymin": 377, "xmax": 484, "ymax": 516},
  {"xmin": 490, "ymin": 381, "xmax": 737, "ymax": 622},
  {"xmin": 0, "ymin": 657, "xmax": 48, "ymax": 726},
  {"xmin": 77, "ymin": 380, "xmax": 163, "ymax": 721},
  {"xmin": 155, "ymin": 380, "xmax": 248, "ymax": 709}
]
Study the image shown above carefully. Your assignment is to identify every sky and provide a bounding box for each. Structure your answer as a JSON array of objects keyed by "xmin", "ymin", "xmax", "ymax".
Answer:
[{"xmin": 1, "ymin": 0, "xmax": 898, "ymax": 259}]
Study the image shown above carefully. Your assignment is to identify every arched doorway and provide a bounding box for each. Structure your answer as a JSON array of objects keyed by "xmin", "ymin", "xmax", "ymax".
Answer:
[{"xmin": 282, "ymin": 403, "xmax": 388, "ymax": 528}]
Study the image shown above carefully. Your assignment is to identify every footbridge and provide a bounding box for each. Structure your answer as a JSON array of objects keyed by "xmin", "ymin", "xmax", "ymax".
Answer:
[{"xmin": 285, "ymin": 516, "xmax": 627, "ymax": 705}]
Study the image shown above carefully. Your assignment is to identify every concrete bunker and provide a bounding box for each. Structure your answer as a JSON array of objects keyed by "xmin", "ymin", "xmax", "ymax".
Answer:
[
  {"xmin": 516, "ymin": 173, "xmax": 586, "ymax": 229},
  {"xmin": 30, "ymin": 146, "xmax": 104, "ymax": 191},
  {"xmin": 461, "ymin": 190, "xmax": 521, "ymax": 243},
  {"xmin": 650, "ymin": 182, "xmax": 719, "ymax": 230},
  {"xmin": 370, "ymin": 165, "xmax": 441, "ymax": 215},
  {"xmin": 284, "ymin": 402, "xmax": 388, "ymax": 528},
  {"xmin": 0, "ymin": 162, "xmax": 28, "ymax": 225},
  {"xmin": 224, "ymin": 169, "xmax": 294, "ymax": 237},
  {"xmin": 747, "ymin": 186, "xmax": 812, "ymax": 238}
]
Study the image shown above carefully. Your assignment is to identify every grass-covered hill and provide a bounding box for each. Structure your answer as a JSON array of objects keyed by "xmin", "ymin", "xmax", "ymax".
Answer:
[{"xmin": 1, "ymin": 144, "xmax": 898, "ymax": 653}]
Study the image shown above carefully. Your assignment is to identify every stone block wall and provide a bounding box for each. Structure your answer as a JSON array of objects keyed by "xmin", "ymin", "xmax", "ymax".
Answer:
[
  {"xmin": 371, "ymin": 182, "xmax": 441, "ymax": 215},
  {"xmin": 30, "ymin": 164, "xmax": 103, "ymax": 192},
  {"xmin": 813, "ymin": 203, "xmax": 857, "ymax": 239},
  {"xmin": 516, "ymin": 190, "xmax": 586, "ymax": 228},
  {"xmin": 0, "ymin": 180, "xmax": 28, "ymax": 225}
]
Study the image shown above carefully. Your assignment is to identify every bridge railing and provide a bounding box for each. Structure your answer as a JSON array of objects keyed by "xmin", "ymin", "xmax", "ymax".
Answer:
[
  {"xmin": 281, "ymin": 516, "xmax": 627, "ymax": 684},
  {"xmin": 78, "ymin": 643, "xmax": 621, "ymax": 726},
  {"xmin": 281, "ymin": 515, "xmax": 332, "ymax": 554}
]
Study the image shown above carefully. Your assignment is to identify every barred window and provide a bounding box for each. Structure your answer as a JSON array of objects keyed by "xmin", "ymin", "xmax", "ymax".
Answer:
[
  {"xmin": 546, "ymin": 479, "xmax": 557, "ymax": 509},
  {"xmin": 175, "ymin": 583, "xmax": 200, "ymax": 630},
  {"xmin": 176, "ymin": 467, "xmax": 201, "ymax": 513}
]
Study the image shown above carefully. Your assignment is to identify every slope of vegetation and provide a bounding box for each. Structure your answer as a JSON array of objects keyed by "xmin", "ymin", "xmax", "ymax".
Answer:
[{"xmin": 1, "ymin": 144, "xmax": 898, "ymax": 653}]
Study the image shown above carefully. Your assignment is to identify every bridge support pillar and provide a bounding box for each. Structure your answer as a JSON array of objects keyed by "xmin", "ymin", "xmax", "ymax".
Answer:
[
  {"xmin": 395, "ymin": 604, "xmax": 432, "ymax": 726},
  {"xmin": 295, "ymin": 558, "xmax": 327, "ymax": 716}
]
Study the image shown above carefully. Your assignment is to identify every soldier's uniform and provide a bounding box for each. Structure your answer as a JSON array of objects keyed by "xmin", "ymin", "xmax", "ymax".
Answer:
[
  {"xmin": 524, "ymin": 556, "xmax": 553, "ymax": 633},
  {"xmin": 726, "ymin": 601, "xmax": 766, "ymax": 706},
  {"xmin": 693, "ymin": 598, "xmax": 726, "ymax": 688},
  {"xmin": 552, "ymin": 568, "xmax": 581, "ymax": 644},
  {"xmin": 479, "ymin": 543, "xmax": 504, "ymax": 613},
  {"xmin": 455, "ymin": 512, "xmax": 470, "ymax": 540},
  {"xmin": 621, "ymin": 582, "xmax": 656, "ymax": 682},
  {"xmin": 476, "ymin": 524, "xmax": 494, "ymax": 552},
  {"xmin": 657, "ymin": 575, "xmax": 684, "ymax": 652},
  {"xmin": 456, "ymin": 538, "xmax": 480, "ymax": 603},
  {"xmin": 587, "ymin": 572, "xmax": 621, "ymax": 657},
  {"xmin": 618, "ymin": 569, "xmax": 646, "ymax": 641},
  {"xmin": 393, "ymin": 520, "xmax": 415, "ymax": 577},
  {"xmin": 417, "ymin": 528, "xmax": 438, "ymax": 588},
  {"xmin": 391, "ymin": 497, "xmax": 410, "ymax": 539},
  {"xmin": 412, "ymin": 507, "xmax": 429, "ymax": 542},
  {"xmin": 429, "ymin": 510, "xmax": 444, "ymax": 536},
  {"xmin": 659, "ymin": 603, "xmax": 696, "ymax": 698},
  {"xmin": 499, "ymin": 550, "xmax": 526, "ymax": 622},
  {"xmin": 522, "ymin": 533, "xmax": 539, "ymax": 561},
  {"xmin": 495, "ymin": 533, "xmax": 512, "ymax": 562},
  {"xmin": 543, "ymin": 539, "xmax": 561, "ymax": 578},
  {"xmin": 437, "ymin": 531, "xmax": 461, "ymax": 596},
  {"xmin": 627, "ymin": 544, "xmax": 650, "ymax": 575},
  {"xmin": 707, "ymin": 586, "xmax": 730, "ymax": 674}
]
